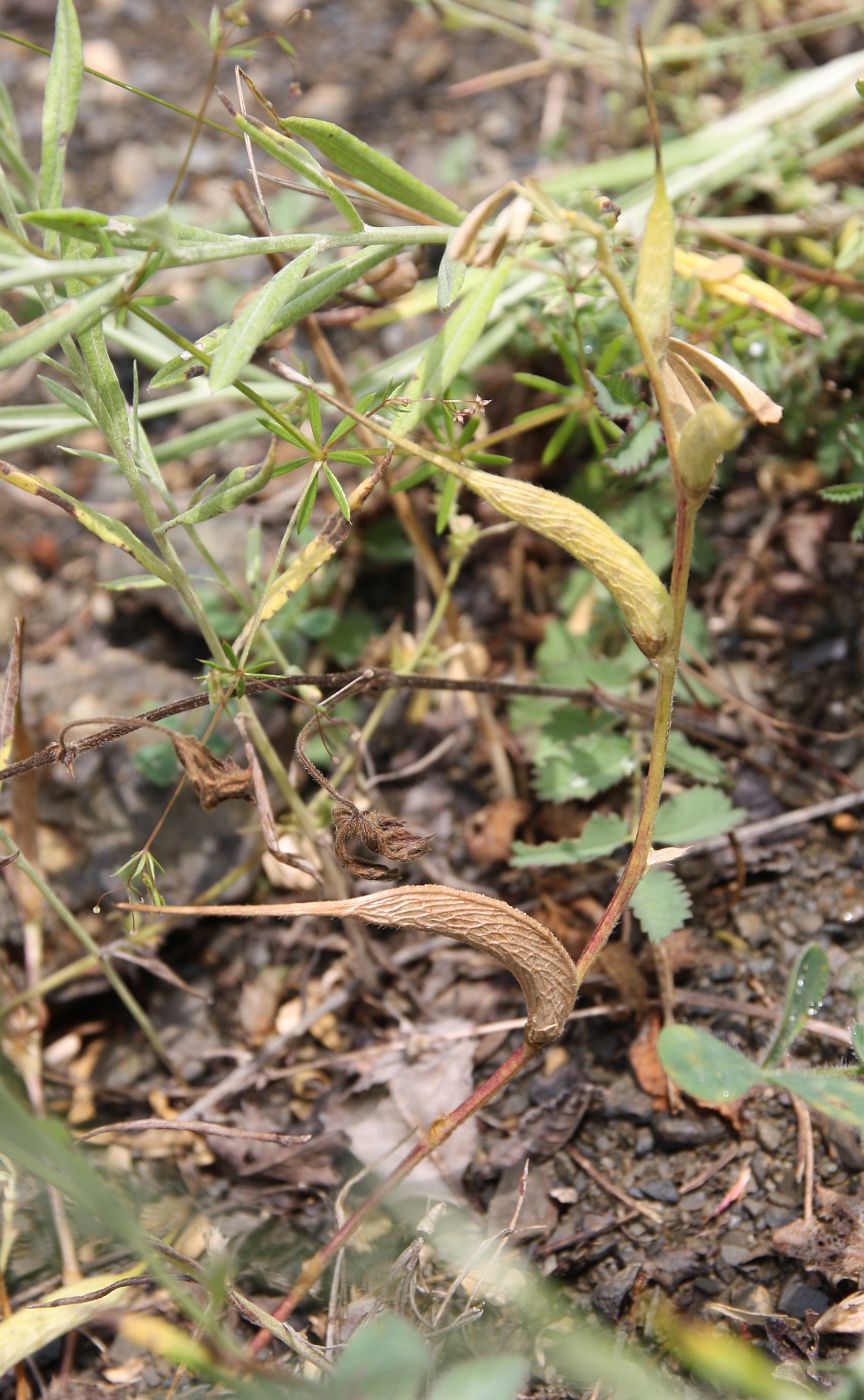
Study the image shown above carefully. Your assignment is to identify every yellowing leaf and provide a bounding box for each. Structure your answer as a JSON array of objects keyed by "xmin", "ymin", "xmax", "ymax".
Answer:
[
  {"xmin": 0, "ymin": 1271, "xmax": 139, "ymax": 1371},
  {"xmin": 668, "ymin": 338, "xmax": 783, "ymax": 425},
  {"xmin": 674, "ymin": 248, "xmax": 824, "ymax": 337}
]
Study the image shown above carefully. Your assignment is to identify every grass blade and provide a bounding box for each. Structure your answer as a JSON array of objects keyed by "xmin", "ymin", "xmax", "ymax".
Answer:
[{"xmin": 0, "ymin": 274, "xmax": 126, "ymax": 370}]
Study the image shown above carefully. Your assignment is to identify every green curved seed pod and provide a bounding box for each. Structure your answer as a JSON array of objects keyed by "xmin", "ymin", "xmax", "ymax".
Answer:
[
  {"xmin": 453, "ymin": 463, "xmax": 673, "ymax": 659},
  {"xmin": 677, "ymin": 402, "xmax": 743, "ymax": 503}
]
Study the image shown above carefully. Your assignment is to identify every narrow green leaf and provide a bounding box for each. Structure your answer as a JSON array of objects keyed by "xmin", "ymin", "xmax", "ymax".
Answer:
[
  {"xmin": 768, "ymin": 1068, "xmax": 864, "ymax": 1129},
  {"xmin": 0, "ymin": 275, "xmax": 126, "ymax": 370},
  {"xmin": 762, "ymin": 944, "xmax": 830, "ymax": 1068},
  {"xmin": 261, "ymin": 417, "xmax": 314, "ymax": 453},
  {"xmin": 236, "ymin": 113, "xmax": 364, "ymax": 232},
  {"xmin": 39, "ymin": 0, "xmax": 83, "ymax": 215},
  {"xmin": 395, "ymin": 258, "xmax": 513, "ymax": 434},
  {"xmin": 296, "ymin": 469, "xmax": 320, "ymax": 533},
  {"xmin": 630, "ymin": 867, "xmax": 692, "ymax": 942},
  {"xmin": 438, "ymin": 250, "xmax": 467, "ymax": 309},
  {"xmin": 208, "ymin": 243, "xmax": 319, "ymax": 391},
  {"xmin": 322, "ymin": 463, "xmax": 350, "ymax": 522},
  {"xmin": 37, "ymin": 374, "xmax": 96, "ymax": 424},
  {"xmin": 99, "ymin": 574, "xmax": 170, "ymax": 591},
  {"xmin": 280, "ymin": 116, "xmax": 464, "ymax": 226},
  {"xmin": 306, "ymin": 385, "xmax": 323, "ymax": 447},
  {"xmin": 435, "ymin": 472, "xmax": 458, "ymax": 534},
  {"xmin": 658, "ymin": 1025, "xmax": 764, "ymax": 1103},
  {"xmin": 853, "ymin": 1023, "xmax": 864, "ymax": 1066},
  {"xmin": 653, "ymin": 787, "xmax": 745, "ymax": 844}
]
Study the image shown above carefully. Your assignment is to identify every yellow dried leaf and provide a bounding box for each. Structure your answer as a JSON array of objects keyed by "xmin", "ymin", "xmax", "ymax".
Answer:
[
  {"xmin": 674, "ymin": 248, "xmax": 824, "ymax": 338},
  {"xmin": 668, "ymin": 338, "xmax": 783, "ymax": 425}
]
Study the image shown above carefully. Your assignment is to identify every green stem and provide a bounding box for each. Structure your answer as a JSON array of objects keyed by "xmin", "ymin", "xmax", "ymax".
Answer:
[{"xmin": 0, "ymin": 827, "xmax": 179, "ymax": 1073}]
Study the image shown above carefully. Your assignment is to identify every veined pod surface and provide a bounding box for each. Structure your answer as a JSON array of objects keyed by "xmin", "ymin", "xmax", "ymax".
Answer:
[
  {"xmin": 633, "ymin": 166, "xmax": 675, "ymax": 361},
  {"xmin": 451, "ymin": 463, "xmax": 673, "ymax": 659},
  {"xmin": 121, "ymin": 886, "xmax": 580, "ymax": 1050},
  {"xmin": 677, "ymin": 402, "xmax": 744, "ymax": 504}
]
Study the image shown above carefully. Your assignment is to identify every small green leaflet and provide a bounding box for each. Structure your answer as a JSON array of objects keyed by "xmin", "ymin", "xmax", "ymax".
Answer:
[
  {"xmin": 208, "ymin": 243, "xmax": 319, "ymax": 391},
  {"xmin": 629, "ymin": 867, "xmax": 692, "ymax": 943},
  {"xmin": 511, "ymin": 812, "xmax": 629, "ymax": 868},
  {"xmin": 665, "ymin": 731, "xmax": 726, "ymax": 784},
  {"xmin": 653, "ymin": 786, "xmax": 745, "ymax": 844},
  {"xmin": 605, "ymin": 417, "xmax": 663, "ymax": 476},
  {"xmin": 659, "ymin": 1026, "xmax": 763, "ymax": 1102}
]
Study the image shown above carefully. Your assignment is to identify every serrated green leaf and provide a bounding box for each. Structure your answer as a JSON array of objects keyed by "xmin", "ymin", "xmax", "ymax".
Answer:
[
  {"xmin": 427, "ymin": 1356, "xmax": 528, "ymax": 1400},
  {"xmin": 511, "ymin": 811, "xmax": 629, "ymax": 868},
  {"xmin": 281, "ymin": 116, "xmax": 464, "ymax": 226},
  {"xmin": 762, "ymin": 944, "xmax": 830, "ymax": 1068},
  {"xmin": 653, "ymin": 787, "xmax": 745, "ymax": 844},
  {"xmin": 820, "ymin": 482, "xmax": 864, "ymax": 503},
  {"xmin": 606, "ymin": 417, "xmax": 663, "ymax": 476},
  {"xmin": 0, "ymin": 275, "xmax": 126, "ymax": 370},
  {"xmin": 533, "ymin": 733, "xmax": 634, "ymax": 803},
  {"xmin": 394, "ymin": 258, "xmax": 512, "ymax": 434},
  {"xmin": 236, "ymin": 113, "xmax": 363, "ymax": 231},
  {"xmin": 630, "ymin": 867, "xmax": 692, "ymax": 942},
  {"xmin": 589, "ymin": 371, "xmax": 642, "ymax": 420},
  {"xmin": 767, "ymin": 1068, "xmax": 864, "ymax": 1129},
  {"xmin": 39, "ymin": 0, "xmax": 83, "ymax": 216},
  {"xmin": 659, "ymin": 1025, "xmax": 764, "ymax": 1103},
  {"xmin": 665, "ymin": 730, "xmax": 726, "ymax": 784},
  {"xmin": 208, "ymin": 243, "xmax": 319, "ymax": 391}
]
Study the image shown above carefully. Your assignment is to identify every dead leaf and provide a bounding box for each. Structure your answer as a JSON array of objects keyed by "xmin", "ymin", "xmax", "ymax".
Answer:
[
  {"xmin": 331, "ymin": 803, "xmax": 434, "ymax": 880},
  {"xmin": 668, "ymin": 337, "xmax": 783, "ymax": 425},
  {"xmin": 674, "ymin": 248, "xmax": 824, "ymax": 338},
  {"xmin": 814, "ymin": 1289, "xmax": 864, "ymax": 1334},
  {"xmin": 773, "ymin": 1187, "xmax": 864, "ymax": 1281},
  {"xmin": 172, "ymin": 733, "xmax": 253, "ymax": 809},
  {"xmin": 628, "ymin": 1013, "xmax": 669, "ymax": 1107},
  {"xmin": 464, "ymin": 798, "xmax": 530, "ymax": 865}
]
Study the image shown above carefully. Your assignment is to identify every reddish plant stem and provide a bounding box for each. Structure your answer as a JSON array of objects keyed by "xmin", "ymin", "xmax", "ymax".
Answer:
[
  {"xmin": 248, "ymin": 1041, "xmax": 531, "ymax": 1351},
  {"xmin": 574, "ymin": 496, "xmax": 697, "ymax": 987}
]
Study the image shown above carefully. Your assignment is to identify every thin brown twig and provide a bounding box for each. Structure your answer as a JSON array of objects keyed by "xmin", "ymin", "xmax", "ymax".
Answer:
[
  {"xmin": 78, "ymin": 1119, "xmax": 311, "ymax": 1147},
  {"xmin": 567, "ymin": 1145, "xmax": 662, "ymax": 1224}
]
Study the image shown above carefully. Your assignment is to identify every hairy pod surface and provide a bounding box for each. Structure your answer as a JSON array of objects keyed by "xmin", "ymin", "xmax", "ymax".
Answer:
[
  {"xmin": 677, "ymin": 402, "xmax": 744, "ymax": 503},
  {"xmin": 452, "ymin": 463, "xmax": 673, "ymax": 660},
  {"xmin": 121, "ymin": 886, "xmax": 580, "ymax": 1050}
]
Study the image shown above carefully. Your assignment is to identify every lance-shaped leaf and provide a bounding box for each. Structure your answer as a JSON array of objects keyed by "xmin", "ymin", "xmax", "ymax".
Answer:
[
  {"xmin": 280, "ymin": 116, "xmax": 464, "ymax": 226},
  {"xmin": 0, "ymin": 460, "xmax": 172, "ymax": 581},
  {"xmin": 156, "ymin": 445, "xmax": 278, "ymax": 532},
  {"xmin": 668, "ymin": 337, "xmax": 782, "ymax": 424},
  {"xmin": 208, "ymin": 243, "xmax": 320, "ymax": 391},
  {"xmin": 0, "ymin": 275, "xmax": 126, "ymax": 371},
  {"xmin": 39, "ymin": 0, "xmax": 83, "ymax": 216},
  {"xmin": 394, "ymin": 258, "xmax": 513, "ymax": 435},
  {"xmin": 674, "ymin": 248, "xmax": 824, "ymax": 338},
  {"xmin": 235, "ymin": 112, "xmax": 363, "ymax": 232},
  {"xmin": 633, "ymin": 51, "xmax": 674, "ymax": 362},
  {"xmin": 762, "ymin": 943, "xmax": 830, "ymax": 1068}
]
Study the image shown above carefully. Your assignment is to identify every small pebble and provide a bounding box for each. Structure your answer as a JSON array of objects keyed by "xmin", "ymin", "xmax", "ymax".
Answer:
[
  {"xmin": 735, "ymin": 910, "xmax": 768, "ymax": 943},
  {"xmin": 640, "ymin": 1178, "xmax": 679, "ymax": 1204},
  {"xmin": 756, "ymin": 1120, "xmax": 783, "ymax": 1153},
  {"xmin": 778, "ymin": 1279, "xmax": 830, "ymax": 1318}
]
